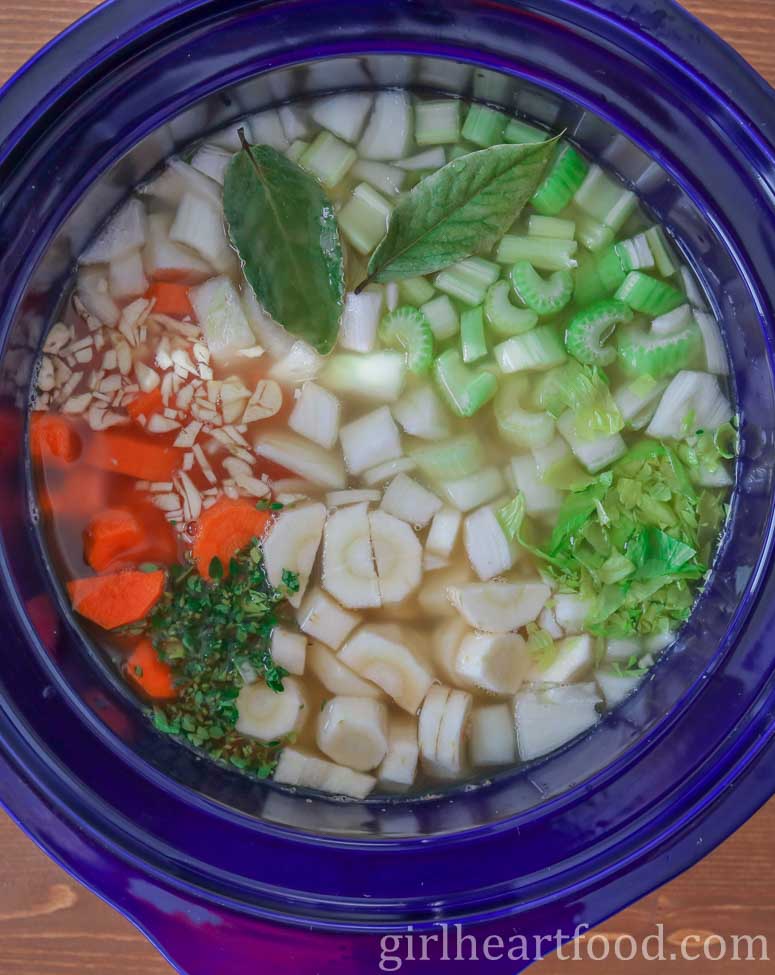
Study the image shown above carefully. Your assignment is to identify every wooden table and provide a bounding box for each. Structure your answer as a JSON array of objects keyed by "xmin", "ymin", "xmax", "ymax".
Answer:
[{"xmin": 1, "ymin": 3, "xmax": 773, "ymax": 973}]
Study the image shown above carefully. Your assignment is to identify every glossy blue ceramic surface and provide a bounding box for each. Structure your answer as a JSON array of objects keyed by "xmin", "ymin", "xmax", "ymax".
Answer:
[{"xmin": 0, "ymin": 1, "xmax": 774, "ymax": 972}]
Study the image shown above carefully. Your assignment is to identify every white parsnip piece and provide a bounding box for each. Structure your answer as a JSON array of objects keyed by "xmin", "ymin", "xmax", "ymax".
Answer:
[{"xmin": 261, "ymin": 502, "xmax": 326, "ymax": 608}]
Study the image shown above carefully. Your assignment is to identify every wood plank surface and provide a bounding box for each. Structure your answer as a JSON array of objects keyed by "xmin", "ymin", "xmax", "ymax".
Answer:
[{"xmin": 0, "ymin": 2, "xmax": 773, "ymax": 973}]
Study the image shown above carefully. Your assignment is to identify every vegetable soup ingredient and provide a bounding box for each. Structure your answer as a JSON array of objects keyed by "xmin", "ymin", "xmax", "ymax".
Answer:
[
  {"xmin": 145, "ymin": 281, "xmax": 194, "ymax": 318},
  {"xmin": 30, "ymin": 414, "xmax": 81, "ymax": 464},
  {"xmin": 192, "ymin": 498, "xmax": 272, "ymax": 579},
  {"xmin": 84, "ymin": 506, "xmax": 176, "ymax": 572},
  {"xmin": 126, "ymin": 638, "xmax": 177, "ymax": 700},
  {"xmin": 68, "ymin": 569, "xmax": 166, "ymax": 629},
  {"xmin": 84, "ymin": 429, "xmax": 182, "ymax": 482}
]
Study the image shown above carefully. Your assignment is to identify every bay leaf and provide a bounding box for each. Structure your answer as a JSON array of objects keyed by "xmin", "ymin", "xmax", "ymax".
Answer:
[
  {"xmin": 358, "ymin": 139, "xmax": 558, "ymax": 290},
  {"xmin": 224, "ymin": 132, "xmax": 344, "ymax": 355}
]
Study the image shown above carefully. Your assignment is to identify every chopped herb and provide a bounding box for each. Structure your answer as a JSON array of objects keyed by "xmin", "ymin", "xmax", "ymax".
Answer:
[
  {"xmin": 139, "ymin": 562, "xmax": 160, "ymax": 573},
  {"xmin": 257, "ymin": 499, "xmax": 284, "ymax": 511},
  {"xmin": 134, "ymin": 665, "xmax": 144, "ymax": 678}
]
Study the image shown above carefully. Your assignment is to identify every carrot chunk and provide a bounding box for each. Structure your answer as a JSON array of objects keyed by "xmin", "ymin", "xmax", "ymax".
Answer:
[
  {"xmin": 30, "ymin": 414, "xmax": 81, "ymax": 464},
  {"xmin": 67, "ymin": 569, "xmax": 165, "ymax": 630},
  {"xmin": 192, "ymin": 498, "xmax": 272, "ymax": 579},
  {"xmin": 84, "ymin": 429, "xmax": 182, "ymax": 482},
  {"xmin": 83, "ymin": 505, "xmax": 178, "ymax": 572},
  {"xmin": 146, "ymin": 282, "xmax": 194, "ymax": 318},
  {"xmin": 126, "ymin": 387, "xmax": 164, "ymax": 423},
  {"xmin": 126, "ymin": 638, "xmax": 177, "ymax": 700}
]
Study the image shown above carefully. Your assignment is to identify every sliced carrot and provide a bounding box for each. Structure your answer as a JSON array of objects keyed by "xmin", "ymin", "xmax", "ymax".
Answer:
[
  {"xmin": 84, "ymin": 429, "xmax": 182, "ymax": 482},
  {"xmin": 126, "ymin": 387, "xmax": 164, "ymax": 423},
  {"xmin": 192, "ymin": 498, "xmax": 272, "ymax": 579},
  {"xmin": 146, "ymin": 282, "xmax": 194, "ymax": 319},
  {"xmin": 83, "ymin": 505, "xmax": 178, "ymax": 572},
  {"xmin": 67, "ymin": 569, "xmax": 165, "ymax": 630},
  {"xmin": 126, "ymin": 638, "xmax": 177, "ymax": 700},
  {"xmin": 30, "ymin": 414, "xmax": 81, "ymax": 464}
]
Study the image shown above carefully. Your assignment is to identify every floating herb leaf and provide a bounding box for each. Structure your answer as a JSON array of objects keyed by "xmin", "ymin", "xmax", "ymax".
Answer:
[
  {"xmin": 224, "ymin": 131, "xmax": 345, "ymax": 354},
  {"xmin": 357, "ymin": 139, "xmax": 558, "ymax": 290}
]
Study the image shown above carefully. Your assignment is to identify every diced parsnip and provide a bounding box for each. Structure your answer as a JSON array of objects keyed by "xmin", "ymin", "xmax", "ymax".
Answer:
[
  {"xmin": 369, "ymin": 509, "xmax": 423, "ymax": 605},
  {"xmin": 514, "ymin": 683, "xmax": 602, "ymax": 761},
  {"xmin": 440, "ymin": 466, "xmax": 506, "ymax": 512},
  {"xmin": 270, "ymin": 627, "xmax": 307, "ymax": 675},
  {"xmin": 338, "ymin": 183, "xmax": 393, "ymax": 255},
  {"xmin": 143, "ymin": 213, "xmax": 212, "ymax": 284},
  {"xmin": 109, "ymin": 249, "xmax": 148, "ymax": 301},
  {"xmin": 289, "ymin": 382, "xmax": 341, "ymax": 449},
  {"xmin": 310, "ymin": 92, "xmax": 373, "ymax": 143},
  {"xmin": 247, "ymin": 109, "xmax": 289, "ymax": 150},
  {"xmin": 596, "ymin": 668, "xmax": 642, "ymax": 708},
  {"xmin": 380, "ymin": 473, "xmax": 442, "ymax": 528},
  {"xmin": 557, "ymin": 411, "xmax": 627, "ymax": 474},
  {"xmin": 450, "ymin": 581, "xmax": 551, "ymax": 633},
  {"xmin": 421, "ymin": 294, "xmax": 459, "ymax": 341},
  {"xmin": 267, "ymin": 341, "xmax": 322, "ymax": 385},
  {"xmin": 76, "ymin": 268, "xmax": 120, "ymax": 326},
  {"xmin": 339, "ymin": 290, "xmax": 383, "ymax": 352},
  {"xmin": 392, "ymin": 383, "xmax": 452, "ymax": 441},
  {"xmin": 646, "ymin": 370, "xmax": 733, "ymax": 439},
  {"xmin": 190, "ymin": 144, "xmax": 233, "ymax": 185},
  {"xmin": 241, "ymin": 286, "xmax": 294, "ymax": 359},
  {"xmin": 80, "ymin": 198, "xmax": 147, "ymax": 265},
  {"xmin": 530, "ymin": 633, "xmax": 594, "ymax": 683},
  {"xmin": 326, "ymin": 489, "xmax": 382, "ymax": 508},
  {"xmin": 419, "ymin": 686, "xmax": 472, "ymax": 779},
  {"xmin": 189, "ymin": 275, "xmax": 256, "ymax": 361},
  {"xmin": 351, "ymin": 159, "xmax": 406, "ymax": 197},
  {"xmin": 274, "ymin": 747, "xmax": 376, "ymax": 799},
  {"xmin": 339, "ymin": 406, "xmax": 402, "ymax": 475},
  {"xmin": 261, "ymin": 502, "xmax": 326, "ymax": 608},
  {"xmin": 279, "ymin": 104, "xmax": 312, "ymax": 142},
  {"xmin": 417, "ymin": 563, "xmax": 472, "ymax": 618},
  {"xmin": 455, "ymin": 632, "xmax": 530, "ymax": 696},
  {"xmin": 470, "ymin": 704, "xmax": 517, "ymax": 766},
  {"xmin": 426, "ymin": 506, "xmax": 462, "ymax": 559},
  {"xmin": 358, "ymin": 90, "xmax": 413, "ymax": 160},
  {"xmin": 510, "ymin": 455, "xmax": 564, "ymax": 516},
  {"xmin": 463, "ymin": 506, "xmax": 519, "ymax": 581},
  {"xmin": 338, "ymin": 624, "xmax": 434, "ymax": 714},
  {"xmin": 362, "ymin": 456, "xmax": 417, "ymax": 486},
  {"xmin": 254, "ymin": 431, "xmax": 346, "ymax": 489},
  {"xmin": 308, "ymin": 642, "xmax": 383, "ymax": 698},
  {"xmin": 297, "ymin": 586, "xmax": 361, "ymax": 650},
  {"xmin": 236, "ymin": 676, "xmax": 307, "ymax": 742},
  {"xmin": 319, "ymin": 351, "xmax": 407, "ymax": 402},
  {"xmin": 432, "ymin": 618, "xmax": 469, "ymax": 685},
  {"xmin": 317, "ymin": 696, "xmax": 389, "ymax": 771},
  {"xmin": 378, "ymin": 714, "xmax": 419, "ymax": 790},
  {"xmin": 322, "ymin": 503, "xmax": 382, "ymax": 609},
  {"xmin": 170, "ymin": 192, "xmax": 231, "ymax": 268},
  {"xmin": 553, "ymin": 593, "xmax": 592, "ymax": 634}
]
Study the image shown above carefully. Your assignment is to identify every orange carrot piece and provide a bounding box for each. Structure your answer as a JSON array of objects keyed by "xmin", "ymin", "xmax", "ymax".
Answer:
[
  {"xmin": 67, "ymin": 569, "xmax": 165, "ymax": 630},
  {"xmin": 192, "ymin": 498, "xmax": 272, "ymax": 579},
  {"xmin": 84, "ymin": 508, "xmax": 146, "ymax": 572},
  {"xmin": 30, "ymin": 414, "xmax": 81, "ymax": 464},
  {"xmin": 126, "ymin": 638, "xmax": 177, "ymax": 700},
  {"xmin": 126, "ymin": 387, "xmax": 164, "ymax": 423},
  {"xmin": 84, "ymin": 429, "xmax": 182, "ymax": 482},
  {"xmin": 146, "ymin": 282, "xmax": 194, "ymax": 318}
]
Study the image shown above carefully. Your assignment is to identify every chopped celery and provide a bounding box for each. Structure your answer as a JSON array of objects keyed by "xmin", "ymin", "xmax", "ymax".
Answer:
[
  {"xmin": 461, "ymin": 104, "xmax": 509, "ymax": 147},
  {"xmin": 645, "ymin": 225, "xmax": 676, "ymax": 276},
  {"xmin": 435, "ymin": 257, "xmax": 500, "ymax": 306},
  {"xmin": 338, "ymin": 183, "xmax": 393, "ymax": 255},
  {"xmin": 557, "ymin": 411, "xmax": 627, "ymax": 473},
  {"xmin": 415, "ymin": 99, "xmax": 462, "ymax": 145},
  {"xmin": 286, "ymin": 139, "xmax": 309, "ymax": 163},
  {"xmin": 617, "ymin": 322, "xmax": 702, "ymax": 379},
  {"xmin": 460, "ymin": 306, "xmax": 488, "ymax": 363},
  {"xmin": 351, "ymin": 159, "xmax": 406, "ymax": 196},
  {"xmin": 615, "ymin": 271, "xmax": 685, "ymax": 316},
  {"xmin": 510, "ymin": 262, "xmax": 574, "ymax": 317},
  {"xmin": 573, "ymin": 252, "xmax": 609, "ymax": 307},
  {"xmin": 528, "ymin": 215, "xmax": 576, "ymax": 239},
  {"xmin": 616, "ymin": 233, "xmax": 654, "ymax": 271},
  {"xmin": 447, "ymin": 142, "xmax": 476, "ymax": 161},
  {"xmin": 564, "ymin": 299, "xmax": 634, "ymax": 367},
  {"xmin": 494, "ymin": 375, "xmax": 555, "ymax": 448},
  {"xmin": 379, "ymin": 306, "xmax": 434, "ymax": 374},
  {"xmin": 504, "ymin": 119, "xmax": 548, "ymax": 144},
  {"xmin": 596, "ymin": 245, "xmax": 628, "ymax": 293},
  {"xmin": 421, "ymin": 294, "xmax": 459, "ymax": 340},
  {"xmin": 495, "ymin": 326, "xmax": 567, "ymax": 373},
  {"xmin": 299, "ymin": 131, "xmax": 357, "ymax": 188},
  {"xmin": 398, "ymin": 147, "xmax": 447, "ymax": 171},
  {"xmin": 614, "ymin": 376, "xmax": 668, "ymax": 429},
  {"xmin": 484, "ymin": 280, "xmax": 538, "ymax": 336},
  {"xmin": 651, "ymin": 304, "xmax": 692, "ymax": 336},
  {"xmin": 531, "ymin": 144, "xmax": 589, "ymax": 215},
  {"xmin": 535, "ymin": 360, "xmax": 624, "ymax": 438},
  {"xmin": 398, "ymin": 276, "xmax": 435, "ymax": 306},
  {"xmin": 433, "ymin": 349, "xmax": 498, "ymax": 416},
  {"xmin": 496, "ymin": 235, "xmax": 578, "ymax": 271},
  {"xmin": 574, "ymin": 165, "xmax": 637, "ymax": 233},
  {"xmin": 318, "ymin": 351, "xmax": 407, "ymax": 401},
  {"xmin": 575, "ymin": 212, "xmax": 616, "ymax": 253},
  {"xmin": 410, "ymin": 433, "xmax": 485, "ymax": 480}
]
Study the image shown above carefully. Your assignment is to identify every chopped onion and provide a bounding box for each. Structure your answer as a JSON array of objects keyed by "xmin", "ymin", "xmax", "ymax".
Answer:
[
  {"xmin": 289, "ymin": 382, "xmax": 342, "ymax": 449},
  {"xmin": 309, "ymin": 92, "xmax": 373, "ymax": 144},
  {"xmin": 339, "ymin": 290, "xmax": 383, "ymax": 353},
  {"xmin": 380, "ymin": 473, "xmax": 442, "ymax": 528},
  {"xmin": 254, "ymin": 430, "xmax": 346, "ymax": 488},
  {"xmin": 647, "ymin": 370, "xmax": 733, "ymax": 438},
  {"xmin": 358, "ymin": 90, "xmax": 413, "ymax": 160},
  {"xmin": 188, "ymin": 275, "xmax": 256, "ymax": 361},
  {"xmin": 190, "ymin": 144, "xmax": 233, "ymax": 185},
  {"xmin": 694, "ymin": 310, "xmax": 729, "ymax": 376},
  {"xmin": 109, "ymin": 249, "xmax": 148, "ymax": 301},
  {"xmin": 339, "ymin": 406, "xmax": 402, "ymax": 475},
  {"xmin": 80, "ymin": 198, "xmax": 147, "ymax": 265}
]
